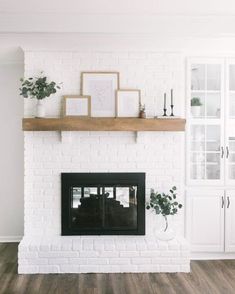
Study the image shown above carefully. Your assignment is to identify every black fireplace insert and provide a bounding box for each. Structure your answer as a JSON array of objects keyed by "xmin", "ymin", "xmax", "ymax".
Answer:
[{"xmin": 61, "ymin": 173, "xmax": 145, "ymax": 235}]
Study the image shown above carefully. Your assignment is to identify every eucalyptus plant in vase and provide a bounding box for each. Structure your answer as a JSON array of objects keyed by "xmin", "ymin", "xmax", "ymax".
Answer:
[
  {"xmin": 20, "ymin": 73, "xmax": 61, "ymax": 118},
  {"xmin": 146, "ymin": 186, "xmax": 182, "ymax": 240}
]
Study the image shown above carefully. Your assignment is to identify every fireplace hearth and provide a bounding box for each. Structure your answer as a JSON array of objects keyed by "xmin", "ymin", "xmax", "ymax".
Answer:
[{"xmin": 61, "ymin": 173, "xmax": 145, "ymax": 235}]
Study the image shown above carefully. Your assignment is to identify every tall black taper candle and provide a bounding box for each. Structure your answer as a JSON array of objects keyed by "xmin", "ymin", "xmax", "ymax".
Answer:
[
  {"xmin": 163, "ymin": 93, "xmax": 167, "ymax": 116},
  {"xmin": 170, "ymin": 89, "xmax": 174, "ymax": 116}
]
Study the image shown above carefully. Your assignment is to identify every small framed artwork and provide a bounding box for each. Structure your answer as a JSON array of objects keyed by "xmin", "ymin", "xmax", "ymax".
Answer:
[
  {"xmin": 81, "ymin": 72, "xmax": 120, "ymax": 117},
  {"xmin": 63, "ymin": 95, "xmax": 91, "ymax": 117},
  {"xmin": 116, "ymin": 89, "xmax": 141, "ymax": 117}
]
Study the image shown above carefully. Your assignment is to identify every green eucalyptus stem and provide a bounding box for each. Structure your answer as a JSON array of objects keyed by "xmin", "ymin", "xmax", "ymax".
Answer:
[
  {"xmin": 19, "ymin": 74, "xmax": 61, "ymax": 100},
  {"xmin": 164, "ymin": 215, "xmax": 168, "ymax": 232}
]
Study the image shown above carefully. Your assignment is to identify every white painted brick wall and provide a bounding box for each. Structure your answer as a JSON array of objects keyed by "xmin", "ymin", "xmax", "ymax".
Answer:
[
  {"xmin": 24, "ymin": 51, "xmax": 185, "ymax": 118},
  {"xmin": 23, "ymin": 131, "xmax": 185, "ymax": 237},
  {"xmin": 19, "ymin": 50, "xmax": 189, "ymax": 273}
]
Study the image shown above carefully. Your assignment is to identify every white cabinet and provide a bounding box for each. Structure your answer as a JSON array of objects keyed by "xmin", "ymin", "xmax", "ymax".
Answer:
[
  {"xmin": 225, "ymin": 191, "xmax": 235, "ymax": 252},
  {"xmin": 186, "ymin": 190, "xmax": 224, "ymax": 252},
  {"xmin": 187, "ymin": 189, "xmax": 235, "ymax": 253},
  {"xmin": 187, "ymin": 58, "xmax": 235, "ymax": 254}
]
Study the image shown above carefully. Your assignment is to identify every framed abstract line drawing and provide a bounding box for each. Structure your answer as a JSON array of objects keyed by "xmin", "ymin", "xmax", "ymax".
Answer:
[
  {"xmin": 63, "ymin": 95, "xmax": 91, "ymax": 117},
  {"xmin": 116, "ymin": 89, "xmax": 141, "ymax": 117},
  {"xmin": 81, "ymin": 72, "xmax": 120, "ymax": 117}
]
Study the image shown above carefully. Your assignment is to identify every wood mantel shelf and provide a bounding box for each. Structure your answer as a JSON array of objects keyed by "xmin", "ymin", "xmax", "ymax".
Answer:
[{"xmin": 22, "ymin": 117, "xmax": 186, "ymax": 132}]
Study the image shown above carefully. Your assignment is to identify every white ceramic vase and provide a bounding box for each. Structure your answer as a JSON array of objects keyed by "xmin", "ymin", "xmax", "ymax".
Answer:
[
  {"xmin": 191, "ymin": 106, "xmax": 201, "ymax": 117},
  {"xmin": 155, "ymin": 215, "xmax": 176, "ymax": 241},
  {"xmin": 36, "ymin": 100, "xmax": 46, "ymax": 118}
]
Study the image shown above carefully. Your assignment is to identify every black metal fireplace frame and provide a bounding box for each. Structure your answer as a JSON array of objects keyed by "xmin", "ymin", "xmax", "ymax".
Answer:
[{"xmin": 61, "ymin": 173, "xmax": 145, "ymax": 235}]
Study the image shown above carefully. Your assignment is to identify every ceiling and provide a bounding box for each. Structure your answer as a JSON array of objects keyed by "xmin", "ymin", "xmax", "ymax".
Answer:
[
  {"xmin": 1, "ymin": 0, "xmax": 235, "ymax": 15},
  {"xmin": 0, "ymin": 0, "xmax": 235, "ymax": 35}
]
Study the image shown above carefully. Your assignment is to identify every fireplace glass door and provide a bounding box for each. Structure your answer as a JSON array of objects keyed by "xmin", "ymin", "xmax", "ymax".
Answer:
[{"xmin": 71, "ymin": 185, "xmax": 137, "ymax": 230}]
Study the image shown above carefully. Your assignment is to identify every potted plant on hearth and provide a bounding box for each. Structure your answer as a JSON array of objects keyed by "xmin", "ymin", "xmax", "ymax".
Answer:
[
  {"xmin": 19, "ymin": 73, "xmax": 61, "ymax": 118},
  {"xmin": 191, "ymin": 97, "xmax": 202, "ymax": 117},
  {"xmin": 146, "ymin": 186, "xmax": 182, "ymax": 241}
]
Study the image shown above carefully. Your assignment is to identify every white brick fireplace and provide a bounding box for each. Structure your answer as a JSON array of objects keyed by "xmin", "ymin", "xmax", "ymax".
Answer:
[{"xmin": 18, "ymin": 50, "xmax": 190, "ymax": 273}]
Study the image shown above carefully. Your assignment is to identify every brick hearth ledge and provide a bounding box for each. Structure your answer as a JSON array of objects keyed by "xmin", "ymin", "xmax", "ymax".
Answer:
[{"xmin": 18, "ymin": 236, "xmax": 190, "ymax": 274}]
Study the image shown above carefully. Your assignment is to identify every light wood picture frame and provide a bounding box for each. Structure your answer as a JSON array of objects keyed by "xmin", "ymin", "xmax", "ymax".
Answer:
[
  {"xmin": 81, "ymin": 72, "xmax": 120, "ymax": 117},
  {"xmin": 63, "ymin": 95, "xmax": 91, "ymax": 117},
  {"xmin": 116, "ymin": 89, "xmax": 141, "ymax": 117}
]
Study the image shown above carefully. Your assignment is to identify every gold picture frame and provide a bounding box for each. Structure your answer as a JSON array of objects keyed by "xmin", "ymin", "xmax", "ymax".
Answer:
[
  {"xmin": 81, "ymin": 72, "xmax": 120, "ymax": 117},
  {"xmin": 63, "ymin": 95, "xmax": 91, "ymax": 117},
  {"xmin": 116, "ymin": 89, "xmax": 141, "ymax": 117}
]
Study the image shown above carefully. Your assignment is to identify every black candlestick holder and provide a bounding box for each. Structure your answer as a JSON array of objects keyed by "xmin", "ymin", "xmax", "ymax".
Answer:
[
  {"xmin": 163, "ymin": 108, "xmax": 167, "ymax": 116},
  {"xmin": 170, "ymin": 104, "xmax": 174, "ymax": 116}
]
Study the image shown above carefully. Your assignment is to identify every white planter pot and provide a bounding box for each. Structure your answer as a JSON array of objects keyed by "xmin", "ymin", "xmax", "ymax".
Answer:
[
  {"xmin": 191, "ymin": 106, "xmax": 201, "ymax": 117},
  {"xmin": 36, "ymin": 100, "xmax": 46, "ymax": 118}
]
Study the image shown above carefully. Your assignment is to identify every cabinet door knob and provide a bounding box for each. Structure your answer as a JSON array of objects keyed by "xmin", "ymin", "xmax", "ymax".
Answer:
[
  {"xmin": 221, "ymin": 146, "xmax": 224, "ymax": 158},
  {"xmin": 227, "ymin": 196, "xmax": 230, "ymax": 208},
  {"xmin": 222, "ymin": 196, "xmax": 225, "ymax": 208},
  {"xmin": 226, "ymin": 146, "xmax": 229, "ymax": 159}
]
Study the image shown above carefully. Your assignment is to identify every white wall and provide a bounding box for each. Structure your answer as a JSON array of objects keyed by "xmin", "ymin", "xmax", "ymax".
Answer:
[{"xmin": 0, "ymin": 61, "xmax": 24, "ymax": 241}]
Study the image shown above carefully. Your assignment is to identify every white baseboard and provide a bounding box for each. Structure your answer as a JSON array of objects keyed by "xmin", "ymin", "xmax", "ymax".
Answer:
[
  {"xmin": 191, "ymin": 253, "xmax": 235, "ymax": 260},
  {"xmin": 0, "ymin": 236, "xmax": 23, "ymax": 243}
]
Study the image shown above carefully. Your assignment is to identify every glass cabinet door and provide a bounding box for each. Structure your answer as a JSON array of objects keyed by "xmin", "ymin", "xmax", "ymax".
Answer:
[
  {"xmin": 226, "ymin": 62, "xmax": 235, "ymax": 184},
  {"xmin": 188, "ymin": 59, "xmax": 224, "ymax": 185},
  {"xmin": 190, "ymin": 124, "xmax": 222, "ymax": 182},
  {"xmin": 229, "ymin": 64, "xmax": 235, "ymax": 118},
  {"xmin": 191, "ymin": 64, "xmax": 222, "ymax": 119},
  {"xmin": 227, "ymin": 137, "xmax": 235, "ymax": 182}
]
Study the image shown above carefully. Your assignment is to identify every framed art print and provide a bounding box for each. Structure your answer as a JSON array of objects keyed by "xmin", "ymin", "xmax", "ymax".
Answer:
[
  {"xmin": 81, "ymin": 72, "xmax": 120, "ymax": 117},
  {"xmin": 63, "ymin": 95, "xmax": 91, "ymax": 117},
  {"xmin": 116, "ymin": 89, "xmax": 141, "ymax": 117}
]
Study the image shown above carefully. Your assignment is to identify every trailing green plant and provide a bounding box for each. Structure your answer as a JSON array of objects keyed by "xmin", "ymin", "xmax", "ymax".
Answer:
[
  {"xmin": 146, "ymin": 186, "xmax": 182, "ymax": 232},
  {"xmin": 19, "ymin": 73, "xmax": 61, "ymax": 100},
  {"xmin": 191, "ymin": 97, "xmax": 202, "ymax": 106}
]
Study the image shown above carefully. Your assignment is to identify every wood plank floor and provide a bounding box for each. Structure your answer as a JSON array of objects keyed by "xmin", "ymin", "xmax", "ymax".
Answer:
[{"xmin": 1, "ymin": 243, "xmax": 235, "ymax": 294}]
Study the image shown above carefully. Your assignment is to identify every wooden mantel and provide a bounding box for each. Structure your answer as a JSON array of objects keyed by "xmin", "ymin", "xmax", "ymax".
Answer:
[{"xmin": 22, "ymin": 117, "xmax": 186, "ymax": 132}]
